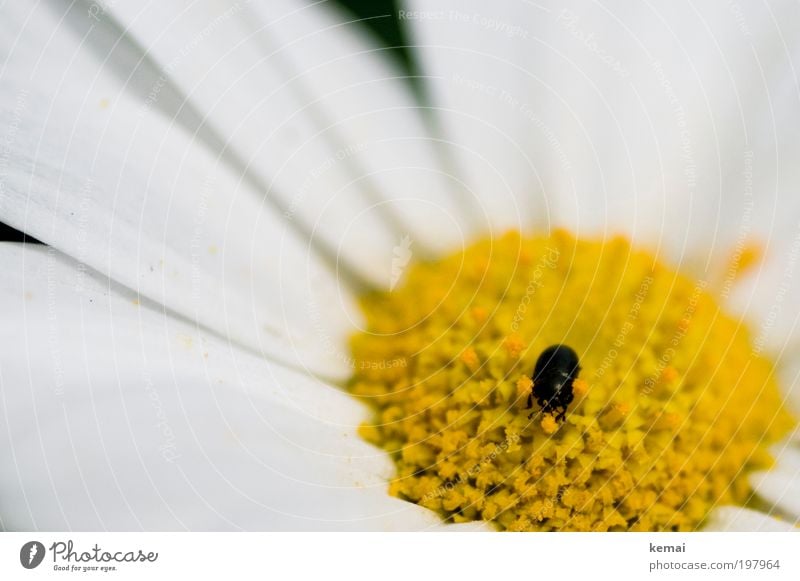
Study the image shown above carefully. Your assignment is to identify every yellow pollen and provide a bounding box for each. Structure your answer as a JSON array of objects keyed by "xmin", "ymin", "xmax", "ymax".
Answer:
[
  {"xmin": 572, "ymin": 378, "xmax": 589, "ymax": 397},
  {"xmin": 471, "ymin": 306, "xmax": 489, "ymax": 324},
  {"xmin": 503, "ymin": 333, "xmax": 526, "ymax": 358},
  {"xmin": 660, "ymin": 366, "xmax": 679, "ymax": 383},
  {"xmin": 515, "ymin": 376, "xmax": 533, "ymax": 399},
  {"xmin": 459, "ymin": 347, "xmax": 480, "ymax": 372},
  {"xmin": 614, "ymin": 402, "xmax": 631, "ymax": 416},
  {"xmin": 725, "ymin": 241, "xmax": 763, "ymax": 282},
  {"xmin": 540, "ymin": 415, "xmax": 559, "ymax": 435},
  {"xmin": 347, "ymin": 231, "xmax": 795, "ymax": 531}
]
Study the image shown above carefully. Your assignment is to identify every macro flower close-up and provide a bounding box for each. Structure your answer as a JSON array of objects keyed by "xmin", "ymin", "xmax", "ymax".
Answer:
[{"xmin": 1, "ymin": 0, "xmax": 799, "ymax": 535}]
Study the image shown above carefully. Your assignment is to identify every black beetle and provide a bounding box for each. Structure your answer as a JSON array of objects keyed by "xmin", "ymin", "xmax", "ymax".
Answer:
[{"xmin": 526, "ymin": 344, "xmax": 580, "ymax": 422}]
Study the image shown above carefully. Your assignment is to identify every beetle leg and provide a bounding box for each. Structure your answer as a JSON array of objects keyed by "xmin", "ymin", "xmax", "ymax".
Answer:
[{"xmin": 526, "ymin": 392, "xmax": 533, "ymax": 410}]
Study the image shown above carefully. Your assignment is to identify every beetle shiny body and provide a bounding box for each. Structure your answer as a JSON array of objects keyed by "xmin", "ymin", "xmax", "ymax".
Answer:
[{"xmin": 526, "ymin": 344, "xmax": 580, "ymax": 422}]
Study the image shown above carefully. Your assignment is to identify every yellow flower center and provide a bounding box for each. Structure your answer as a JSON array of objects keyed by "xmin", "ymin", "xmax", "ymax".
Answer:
[{"xmin": 347, "ymin": 230, "xmax": 795, "ymax": 531}]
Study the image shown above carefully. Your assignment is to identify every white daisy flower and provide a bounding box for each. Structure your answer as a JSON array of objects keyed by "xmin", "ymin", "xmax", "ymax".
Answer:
[{"xmin": 0, "ymin": 0, "xmax": 798, "ymax": 531}]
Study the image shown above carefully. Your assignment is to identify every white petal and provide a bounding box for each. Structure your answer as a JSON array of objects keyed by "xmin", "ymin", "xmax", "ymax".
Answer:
[
  {"xmin": 725, "ymin": 208, "xmax": 800, "ymax": 359},
  {"xmin": 704, "ymin": 506, "xmax": 798, "ymax": 532},
  {"xmin": 0, "ymin": 2, "xmax": 136, "ymax": 110},
  {"xmin": 90, "ymin": 0, "xmax": 471, "ymax": 285},
  {"xmin": 750, "ymin": 445, "xmax": 800, "ymax": 520},
  {"xmin": 0, "ymin": 50, "xmax": 363, "ymax": 379},
  {"xmin": 404, "ymin": 1, "xmax": 800, "ymax": 262},
  {"xmin": 442, "ymin": 521, "xmax": 495, "ymax": 532},
  {"xmin": 695, "ymin": 0, "xmax": 800, "ymax": 355},
  {"xmin": 253, "ymin": 0, "xmax": 472, "ymax": 255},
  {"xmin": 403, "ymin": 0, "xmax": 548, "ymax": 233},
  {"xmin": 0, "ymin": 243, "xmax": 444, "ymax": 530},
  {"xmin": 776, "ymin": 355, "xmax": 800, "ymax": 420}
]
